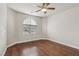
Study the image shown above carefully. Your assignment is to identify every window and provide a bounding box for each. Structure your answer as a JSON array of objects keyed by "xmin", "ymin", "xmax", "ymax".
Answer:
[{"xmin": 23, "ymin": 18, "xmax": 37, "ymax": 34}]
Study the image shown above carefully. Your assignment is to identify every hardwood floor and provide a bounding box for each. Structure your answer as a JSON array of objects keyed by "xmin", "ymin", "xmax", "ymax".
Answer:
[{"xmin": 5, "ymin": 40, "xmax": 79, "ymax": 56}]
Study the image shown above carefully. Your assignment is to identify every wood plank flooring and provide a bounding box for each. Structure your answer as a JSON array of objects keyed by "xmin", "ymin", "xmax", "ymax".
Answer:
[{"xmin": 5, "ymin": 40, "xmax": 79, "ymax": 56}]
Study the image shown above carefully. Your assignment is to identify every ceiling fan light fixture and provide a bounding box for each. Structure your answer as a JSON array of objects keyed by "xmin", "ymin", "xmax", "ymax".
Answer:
[
  {"xmin": 41, "ymin": 8, "xmax": 47, "ymax": 12},
  {"xmin": 35, "ymin": 3, "xmax": 55, "ymax": 14}
]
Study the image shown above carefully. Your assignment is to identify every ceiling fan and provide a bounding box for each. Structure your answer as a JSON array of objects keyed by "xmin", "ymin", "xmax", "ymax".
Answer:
[{"xmin": 35, "ymin": 3, "xmax": 55, "ymax": 14}]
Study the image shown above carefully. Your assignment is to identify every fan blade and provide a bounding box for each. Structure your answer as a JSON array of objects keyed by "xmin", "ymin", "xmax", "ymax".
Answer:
[
  {"xmin": 46, "ymin": 3, "xmax": 50, "ymax": 6},
  {"xmin": 41, "ymin": 3, "xmax": 50, "ymax": 8},
  {"xmin": 35, "ymin": 9, "xmax": 41, "ymax": 12},
  {"xmin": 47, "ymin": 7, "xmax": 55, "ymax": 10},
  {"xmin": 43, "ymin": 3, "xmax": 45, "ymax": 6}
]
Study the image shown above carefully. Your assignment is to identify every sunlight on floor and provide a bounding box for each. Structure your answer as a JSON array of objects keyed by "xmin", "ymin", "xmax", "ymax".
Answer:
[{"xmin": 22, "ymin": 47, "xmax": 38, "ymax": 56}]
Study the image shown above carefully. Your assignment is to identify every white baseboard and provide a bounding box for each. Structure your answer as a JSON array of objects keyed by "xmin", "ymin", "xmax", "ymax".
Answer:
[
  {"xmin": 8, "ymin": 38, "xmax": 79, "ymax": 49},
  {"xmin": 49, "ymin": 39, "xmax": 79, "ymax": 49},
  {"xmin": 7, "ymin": 38, "xmax": 48, "ymax": 48},
  {"xmin": 2, "ymin": 47, "xmax": 7, "ymax": 56}
]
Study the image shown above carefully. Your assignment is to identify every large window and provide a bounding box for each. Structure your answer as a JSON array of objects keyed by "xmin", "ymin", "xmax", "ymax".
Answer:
[{"xmin": 23, "ymin": 18, "xmax": 37, "ymax": 34}]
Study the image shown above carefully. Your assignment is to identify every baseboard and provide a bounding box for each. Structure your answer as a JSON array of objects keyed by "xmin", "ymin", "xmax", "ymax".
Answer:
[
  {"xmin": 2, "ymin": 47, "xmax": 7, "ymax": 56},
  {"xmin": 7, "ymin": 38, "xmax": 48, "ymax": 48},
  {"xmin": 7, "ymin": 38, "xmax": 79, "ymax": 49},
  {"xmin": 49, "ymin": 39, "xmax": 79, "ymax": 49}
]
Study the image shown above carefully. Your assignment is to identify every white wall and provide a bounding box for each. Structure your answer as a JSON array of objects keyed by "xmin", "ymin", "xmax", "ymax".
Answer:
[
  {"xmin": 7, "ymin": 8, "xmax": 17, "ymax": 45},
  {"xmin": 7, "ymin": 9, "xmax": 44, "ymax": 46},
  {"xmin": 0, "ymin": 4, "xmax": 7, "ymax": 55},
  {"xmin": 41, "ymin": 17, "xmax": 48, "ymax": 38},
  {"xmin": 47, "ymin": 7, "xmax": 79, "ymax": 48}
]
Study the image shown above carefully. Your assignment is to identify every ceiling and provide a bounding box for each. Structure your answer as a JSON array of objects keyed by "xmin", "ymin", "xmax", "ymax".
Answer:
[{"xmin": 8, "ymin": 3, "xmax": 79, "ymax": 17}]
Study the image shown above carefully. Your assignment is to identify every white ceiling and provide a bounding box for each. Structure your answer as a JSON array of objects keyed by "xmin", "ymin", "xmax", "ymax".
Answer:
[{"xmin": 8, "ymin": 3, "xmax": 79, "ymax": 17}]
